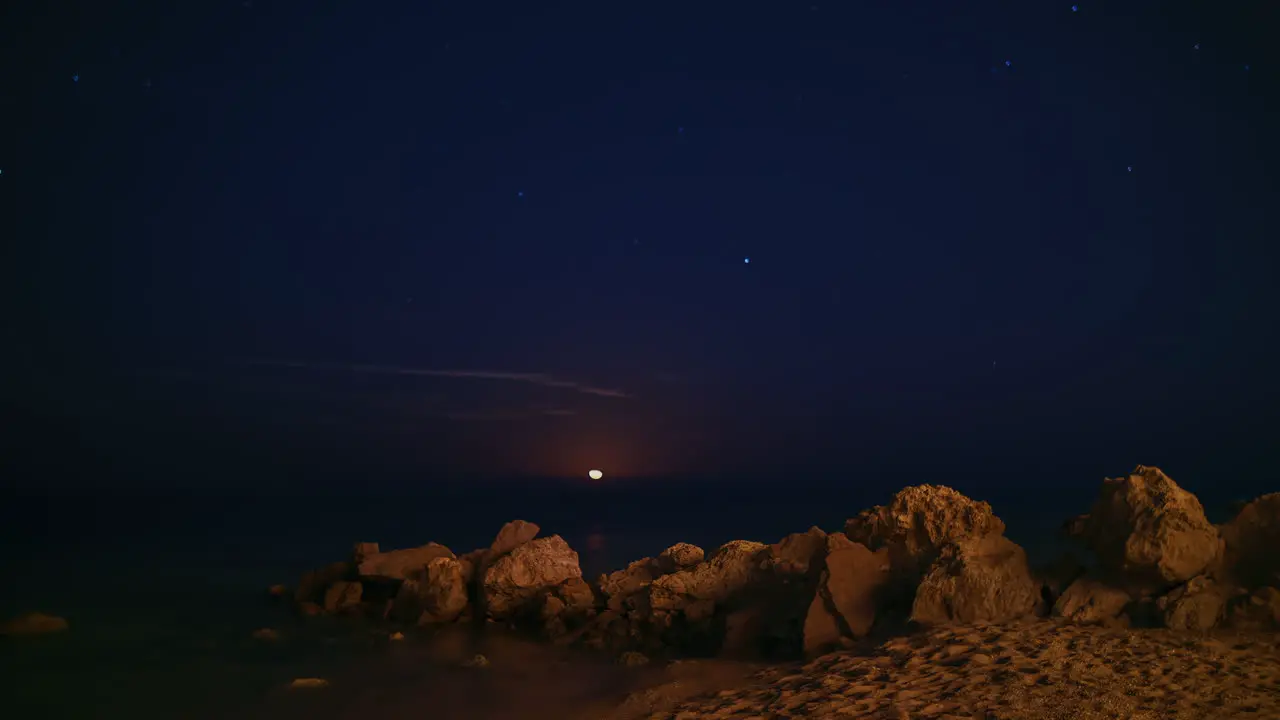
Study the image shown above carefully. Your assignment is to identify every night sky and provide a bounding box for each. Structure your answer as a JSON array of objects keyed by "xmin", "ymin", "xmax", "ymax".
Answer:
[{"xmin": 4, "ymin": 1, "xmax": 1277, "ymax": 491}]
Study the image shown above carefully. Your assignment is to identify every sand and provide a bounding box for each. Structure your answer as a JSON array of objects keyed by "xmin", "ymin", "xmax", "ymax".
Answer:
[{"xmin": 603, "ymin": 620, "xmax": 1280, "ymax": 720}]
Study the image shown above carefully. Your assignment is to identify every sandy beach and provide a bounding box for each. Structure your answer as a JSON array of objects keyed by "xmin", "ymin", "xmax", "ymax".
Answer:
[{"xmin": 605, "ymin": 620, "xmax": 1280, "ymax": 720}]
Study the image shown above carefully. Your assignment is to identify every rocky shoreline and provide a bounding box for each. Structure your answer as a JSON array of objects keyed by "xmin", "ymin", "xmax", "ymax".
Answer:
[
  {"xmin": 5, "ymin": 464, "xmax": 1278, "ymax": 718},
  {"xmin": 275, "ymin": 465, "xmax": 1280, "ymax": 664}
]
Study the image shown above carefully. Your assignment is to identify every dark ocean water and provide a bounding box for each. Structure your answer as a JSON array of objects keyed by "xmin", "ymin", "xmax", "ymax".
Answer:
[{"xmin": 0, "ymin": 471, "xmax": 1264, "ymax": 718}]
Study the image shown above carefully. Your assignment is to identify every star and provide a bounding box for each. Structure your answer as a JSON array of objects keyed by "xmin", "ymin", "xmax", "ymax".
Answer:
[
  {"xmin": 517, "ymin": 191, "xmax": 524, "ymax": 198},
  {"xmin": 744, "ymin": 257, "xmax": 750, "ymax": 264},
  {"xmin": 1071, "ymin": 4, "xmax": 1078, "ymax": 11},
  {"xmin": 72, "ymin": 73, "xmax": 79, "ymax": 83}
]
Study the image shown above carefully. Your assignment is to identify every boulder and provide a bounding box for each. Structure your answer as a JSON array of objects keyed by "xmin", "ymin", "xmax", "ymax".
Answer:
[
  {"xmin": 801, "ymin": 593, "xmax": 844, "ymax": 657},
  {"xmin": 765, "ymin": 527, "xmax": 828, "ymax": 578},
  {"xmin": 1073, "ymin": 465, "xmax": 1220, "ymax": 590},
  {"xmin": 1053, "ymin": 576, "xmax": 1132, "ymax": 625},
  {"xmin": 600, "ymin": 557, "xmax": 664, "ymax": 611},
  {"xmin": 656, "ymin": 542, "xmax": 705, "ymax": 573},
  {"xmin": 482, "ymin": 535, "xmax": 582, "ymax": 619},
  {"xmin": 392, "ymin": 556, "xmax": 469, "ymax": 624},
  {"xmin": 804, "ymin": 541, "xmax": 890, "ymax": 653},
  {"xmin": 1223, "ymin": 586, "xmax": 1280, "ymax": 631},
  {"xmin": 0, "ymin": 612, "xmax": 69, "ymax": 636},
  {"xmin": 490, "ymin": 519, "xmax": 540, "ymax": 558},
  {"xmin": 358, "ymin": 543, "xmax": 455, "ymax": 582},
  {"xmin": 647, "ymin": 540, "xmax": 768, "ymax": 613},
  {"xmin": 844, "ymin": 485, "xmax": 1006, "ymax": 581},
  {"xmin": 323, "ymin": 581, "xmax": 363, "ymax": 613},
  {"xmin": 1217, "ymin": 493, "xmax": 1280, "ymax": 589},
  {"xmin": 539, "ymin": 576, "xmax": 598, "ymax": 638},
  {"xmin": 911, "ymin": 534, "xmax": 1040, "ymax": 625},
  {"xmin": 1157, "ymin": 575, "xmax": 1236, "ymax": 631}
]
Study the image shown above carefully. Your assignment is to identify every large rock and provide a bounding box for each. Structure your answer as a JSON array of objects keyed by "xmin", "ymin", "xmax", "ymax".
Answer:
[
  {"xmin": 538, "ymin": 576, "xmax": 598, "ymax": 639},
  {"xmin": 803, "ymin": 541, "xmax": 890, "ymax": 655},
  {"xmin": 357, "ymin": 543, "xmax": 456, "ymax": 581},
  {"xmin": 647, "ymin": 540, "xmax": 768, "ymax": 613},
  {"xmin": 656, "ymin": 543, "xmax": 704, "ymax": 573},
  {"xmin": 765, "ymin": 527, "xmax": 828, "ymax": 578},
  {"xmin": 911, "ymin": 534, "xmax": 1040, "ymax": 625},
  {"xmin": 490, "ymin": 519, "xmax": 540, "ymax": 558},
  {"xmin": 1157, "ymin": 575, "xmax": 1236, "ymax": 631},
  {"xmin": 597, "ymin": 543, "xmax": 707, "ymax": 613},
  {"xmin": 1073, "ymin": 465, "xmax": 1220, "ymax": 589},
  {"xmin": 482, "ymin": 535, "xmax": 582, "ymax": 619},
  {"xmin": 1053, "ymin": 576, "xmax": 1132, "ymax": 625},
  {"xmin": 844, "ymin": 485, "xmax": 1006, "ymax": 580},
  {"xmin": 1217, "ymin": 493, "xmax": 1280, "ymax": 590},
  {"xmin": 392, "ymin": 556, "xmax": 469, "ymax": 624}
]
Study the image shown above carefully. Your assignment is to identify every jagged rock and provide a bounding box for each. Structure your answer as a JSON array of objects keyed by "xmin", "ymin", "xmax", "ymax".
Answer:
[
  {"xmin": 357, "ymin": 543, "xmax": 455, "ymax": 581},
  {"xmin": 1, "ymin": 612, "xmax": 69, "ymax": 636},
  {"xmin": 490, "ymin": 520, "xmax": 540, "ymax": 558},
  {"xmin": 1053, "ymin": 576, "xmax": 1132, "ymax": 624},
  {"xmin": 295, "ymin": 561, "xmax": 353, "ymax": 605},
  {"xmin": 647, "ymin": 540, "xmax": 768, "ymax": 613},
  {"xmin": 598, "ymin": 543, "xmax": 708, "ymax": 615},
  {"xmin": 323, "ymin": 581, "xmax": 363, "ymax": 613},
  {"xmin": 1223, "ymin": 587, "xmax": 1280, "ymax": 631},
  {"xmin": 656, "ymin": 543, "xmax": 705, "ymax": 573},
  {"xmin": 600, "ymin": 558, "xmax": 663, "ymax": 610},
  {"xmin": 803, "ymin": 541, "xmax": 889, "ymax": 655},
  {"xmin": 911, "ymin": 534, "xmax": 1040, "ymax": 625},
  {"xmin": 392, "ymin": 556, "xmax": 469, "ymax": 624},
  {"xmin": 844, "ymin": 485, "xmax": 1006, "ymax": 581},
  {"xmin": 802, "ymin": 592, "xmax": 843, "ymax": 657},
  {"xmin": 1073, "ymin": 465, "xmax": 1220, "ymax": 589},
  {"xmin": 1157, "ymin": 575, "xmax": 1237, "ymax": 631},
  {"xmin": 539, "ymin": 576, "xmax": 598, "ymax": 638},
  {"xmin": 765, "ymin": 527, "xmax": 828, "ymax": 577},
  {"xmin": 1217, "ymin": 493, "xmax": 1280, "ymax": 590},
  {"xmin": 825, "ymin": 532, "xmax": 857, "ymax": 553},
  {"xmin": 482, "ymin": 535, "xmax": 582, "ymax": 619}
]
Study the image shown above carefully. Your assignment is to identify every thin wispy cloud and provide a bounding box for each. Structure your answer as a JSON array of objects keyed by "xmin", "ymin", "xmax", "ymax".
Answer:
[{"xmin": 243, "ymin": 360, "xmax": 632, "ymax": 399}]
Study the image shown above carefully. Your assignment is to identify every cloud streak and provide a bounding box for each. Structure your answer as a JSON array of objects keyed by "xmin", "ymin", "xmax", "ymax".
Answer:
[{"xmin": 244, "ymin": 360, "xmax": 632, "ymax": 399}]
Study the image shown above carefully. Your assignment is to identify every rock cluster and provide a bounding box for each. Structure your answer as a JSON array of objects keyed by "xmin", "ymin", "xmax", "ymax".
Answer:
[
  {"xmin": 278, "ymin": 465, "xmax": 1280, "ymax": 662},
  {"xmin": 1048, "ymin": 465, "xmax": 1280, "ymax": 632}
]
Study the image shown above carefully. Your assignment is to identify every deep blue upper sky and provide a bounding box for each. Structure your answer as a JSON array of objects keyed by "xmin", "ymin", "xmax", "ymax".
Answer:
[{"xmin": 3, "ymin": 1, "xmax": 1277, "ymax": 489}]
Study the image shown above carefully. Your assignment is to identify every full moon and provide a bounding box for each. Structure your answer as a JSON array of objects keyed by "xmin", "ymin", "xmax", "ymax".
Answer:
[{"xmin": 588, "ymin": 469, "xmax": 603, "ymax": 480}]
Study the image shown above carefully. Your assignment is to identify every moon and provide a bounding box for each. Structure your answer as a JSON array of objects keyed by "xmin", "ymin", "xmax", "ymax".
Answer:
[{"xmin": 588, "ymin": 469, "xmax": 603, "ymax": 481}]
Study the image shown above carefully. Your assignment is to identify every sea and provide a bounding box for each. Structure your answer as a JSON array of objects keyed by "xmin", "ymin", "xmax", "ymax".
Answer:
[{"xmin": 0, "ymin": 468, "xmax": 1265, "ymax": 719}]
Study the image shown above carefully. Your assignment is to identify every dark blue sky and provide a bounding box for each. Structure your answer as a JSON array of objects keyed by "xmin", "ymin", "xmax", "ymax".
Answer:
[{"xmin": 4, "ymin": 1, "xmax": 1277, "ymax": 488}]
